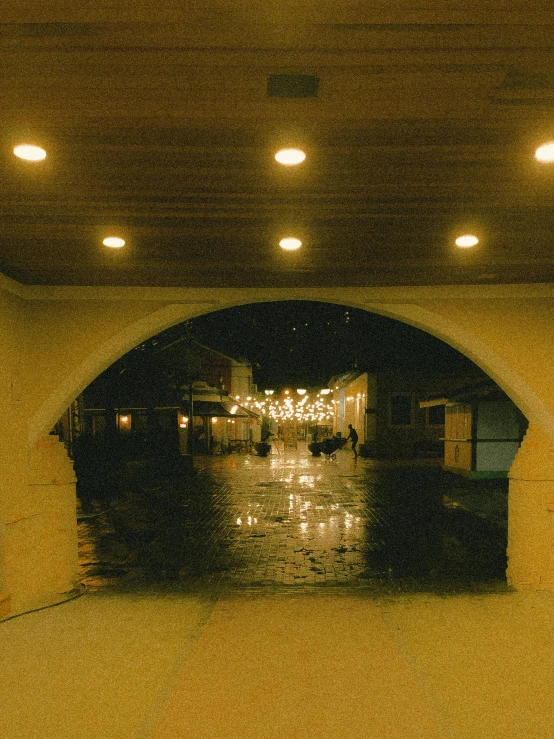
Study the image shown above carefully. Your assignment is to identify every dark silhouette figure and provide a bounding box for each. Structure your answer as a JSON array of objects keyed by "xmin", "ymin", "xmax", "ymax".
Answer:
[{"xmin": 346, "ymin": 424, "xmax": 358, "ymax": 459}]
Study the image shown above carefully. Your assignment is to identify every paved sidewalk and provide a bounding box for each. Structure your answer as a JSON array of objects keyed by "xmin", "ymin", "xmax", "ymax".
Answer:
[
  {"xmin": 193, "ymin": 445, "xmax": 376, "ymax": 586},
  {"xmin": 79, "ymin": 445, "xmax": 506, "ymax": 591},
  {"xmin": 80, "ymin": 445, "xmax": 378, "ymax": 589},
  {"xmin": 2, "ymin": 588, "xmax": 554, "ymax": 739},
  {"xmin": 3, "ymin": 448, "xmax": 548, "ymax": 739}
]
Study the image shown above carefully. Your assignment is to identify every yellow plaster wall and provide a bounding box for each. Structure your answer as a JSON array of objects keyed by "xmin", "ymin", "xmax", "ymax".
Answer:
[
  {"xmin": 0, "ymin": 286, "xmax": 28, "ymax": 612},
  {"xmin": 0, "ymin": 287, "xmax": 28, "ymax": 490},
  {"xmin": 17, "ymin": 285, "xmax": 554, "ymax": 447},
  {"xmin": 341, "ymin": 373, "xmax": 368, "ymax": 444},
  {"xmin": 362, "ymin": 291, "xmax": 554, "ymax": 442},
  {"xmin": 12, "ymin": 284, "xmax": 553, "ymax": 446},
  {"xmin": 417, "ymin": 298, "xmax": 554, "ymax": 423},
  {"xmin": 508, "ymin": 424, "xmax": 554, "ymax": 590},
  {"xmin": 3, "ymin": 281, "xmax": 554, "ymax": 611},
  {"xmin": 5, "ymin": 435, "xmax": 79, "ymax": 614}
]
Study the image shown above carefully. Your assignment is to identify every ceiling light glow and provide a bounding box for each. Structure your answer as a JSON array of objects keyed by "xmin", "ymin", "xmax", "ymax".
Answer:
[
  {"xmin": 275, "ymin": 148, "xmax": 306, "ymax": 166},
  {"xmin": 455, "ymin": 234, "xmax": 479, "ymax": 248},
  {"xmin": 13, "ymin": 144, "xmax": 46, "ymax": 162},
  {"xmin": 535, "ymin": 143, "xmax": 554, "ymax": 162},
  {"xmin": 103, "ymin": 236, "xmax": 125, "ymax": 248},
  {"xmin": 279, "ymin": 237, "xmax": 302, "ymax": 251}
]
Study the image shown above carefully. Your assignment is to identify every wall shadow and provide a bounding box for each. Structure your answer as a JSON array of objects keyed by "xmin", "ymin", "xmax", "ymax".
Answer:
[{"xmin": 361, "ymin": 466, "xmax": 508, "ymax": 594}]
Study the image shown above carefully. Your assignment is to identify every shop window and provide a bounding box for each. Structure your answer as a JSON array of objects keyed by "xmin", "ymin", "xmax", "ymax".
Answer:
[
  {"xmin": 427, "ymin": 404, "xmax": 445, "ymax": 426},
  {"xmin": 117, "ymin": 412, "xmax": 132, "ymax": 433},
  {"xmin": 389, "ymin": 393, "xmax": 413, "ymax": 427},
  {"xmin": 91, "ymin": 414, "xmax": 106, "ymax": 437},
  {"xmin": 133, "ymin": 412, "xmax": 148, "ymax": 435}
]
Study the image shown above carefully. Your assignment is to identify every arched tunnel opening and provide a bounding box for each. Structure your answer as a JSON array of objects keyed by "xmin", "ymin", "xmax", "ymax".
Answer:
[{"xmin": 57, "ymin": 301, "xmax": 525, "ymax": 594}]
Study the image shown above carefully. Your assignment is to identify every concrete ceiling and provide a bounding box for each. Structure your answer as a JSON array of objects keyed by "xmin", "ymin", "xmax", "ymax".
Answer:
[{"xmin": 3, "ymin": 3, "xmax": 554, "ymax": 287}]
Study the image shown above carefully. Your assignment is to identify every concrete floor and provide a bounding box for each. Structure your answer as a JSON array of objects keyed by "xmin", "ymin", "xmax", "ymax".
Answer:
[
  {"xmin": 2, "ymin": 588, "xmax": 554, "ymax": 738},
  {"xmin": 3, "ymin": 447, "xmax": 548, "ymax": 738}
]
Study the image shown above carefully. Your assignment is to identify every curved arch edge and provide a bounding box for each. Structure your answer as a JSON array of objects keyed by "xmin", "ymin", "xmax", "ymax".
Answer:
[
  {"xmin": 27, "ymin": 292, "xmax": 554, "ymax": 450},
  {"xmin": 28, "ymin": 303, "xmax": 215, "ymax": 446}
]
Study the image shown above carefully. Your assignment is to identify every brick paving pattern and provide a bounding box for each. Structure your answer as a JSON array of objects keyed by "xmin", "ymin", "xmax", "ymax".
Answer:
[
  {"xmin": 78, "ymin": 443, "xmax": 508, "ymax": 591},
  {"xmin": 195, "ymin": 449, "xmax": 373, "ymax": 586}
]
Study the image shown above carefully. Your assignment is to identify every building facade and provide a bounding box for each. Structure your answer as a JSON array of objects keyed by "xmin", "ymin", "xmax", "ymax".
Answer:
[
  {"xmin": 3, "ymin": 283, "xmax": 554, "ymax": 618},
  {"xmin": 61, "ymin": 338, "xmax": 261, "ymax": 457},
  {"xmin": 421, "ymin": 381, "xmax": 527, "ymax": 478},
  {"xmin": 332, "ymin": 370, "xmax": 485, "ymax": 459}
]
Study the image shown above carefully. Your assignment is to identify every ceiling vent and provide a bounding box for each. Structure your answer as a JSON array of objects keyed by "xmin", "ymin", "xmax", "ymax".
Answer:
[{"xmin": 267, "ymin": 75, "xmax": 319, "ymax": 98}]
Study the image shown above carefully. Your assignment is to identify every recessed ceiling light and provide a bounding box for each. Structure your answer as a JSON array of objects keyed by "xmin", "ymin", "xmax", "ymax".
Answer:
[
  {"xmin": 103, "ymin": 236, "xmax": 125, "ymax": 248},
  {"xmin": 13, "ymin": 144, "xmax": 46, "ymax": 162},
  {"xmin": 275, "ymin": 148, "xmax": 306, "ymax": 166},
  {"xmin": 455, "ymin": 234, "xmax": 479, "ymax": 248},
  {"xmin": 279, "ymin": 237, "xmax": 302, "ymax": 250},
  {"xmin": 535, "ymin": 142, "xmax": 554, "ymax": 162}
]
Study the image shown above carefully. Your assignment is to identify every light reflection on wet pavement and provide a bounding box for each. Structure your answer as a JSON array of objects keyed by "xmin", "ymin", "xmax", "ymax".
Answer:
[{"xmin": 78, "ymin": 446, "xmax": 508, "ymax": 594}]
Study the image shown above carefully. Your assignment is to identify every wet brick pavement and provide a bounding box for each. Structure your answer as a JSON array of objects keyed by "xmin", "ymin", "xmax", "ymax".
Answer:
[
  {"xmin": 195, "ymin": 450, "xmax": 374, "ymax": 586},
  {"xmin": 78, "ymin": 444, "xmax": 508, "ymax": 592}
]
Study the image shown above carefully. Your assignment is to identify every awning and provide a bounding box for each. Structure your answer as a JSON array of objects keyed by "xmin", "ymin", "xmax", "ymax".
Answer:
[
  {"xmin": 419, "ymin": 397, "xmax": 449, "ymax": 408},
  {"xmin": 181, "ymin": 400, "xmax": 258, "ymax": 418},
  {"xmin": 419, "ymin": 381, "xmax": 509, "ymax": 408},
  {"xmin": 220, "ymin": 401, "xmax": 260, "ymax": 418}
]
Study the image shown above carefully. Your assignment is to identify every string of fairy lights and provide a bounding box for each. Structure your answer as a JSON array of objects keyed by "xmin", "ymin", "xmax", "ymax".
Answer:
[{"xmin": 237, "ymin": 388, "xmax": 335, "ymax": 424}]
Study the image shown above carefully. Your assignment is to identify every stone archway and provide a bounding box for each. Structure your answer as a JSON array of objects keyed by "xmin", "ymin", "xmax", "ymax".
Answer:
[
  {"xmin": 4, "ymin": 283, "xmax": 554, "ymax": 617},
  {"xmin": 29, "ymin": 291, "xmax": 554, "ymax": 446}
]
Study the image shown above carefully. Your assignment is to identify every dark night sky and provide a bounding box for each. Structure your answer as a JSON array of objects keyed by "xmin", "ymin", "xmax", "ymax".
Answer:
[{"xmin": 178, "ymin": 301, "xmax": 481, "ymax": 390}]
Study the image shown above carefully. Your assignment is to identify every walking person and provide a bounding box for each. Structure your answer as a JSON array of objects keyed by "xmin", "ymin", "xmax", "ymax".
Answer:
[{"xmin": 346, "ymin": 424, "xmax": 358, "ymax": 459}]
